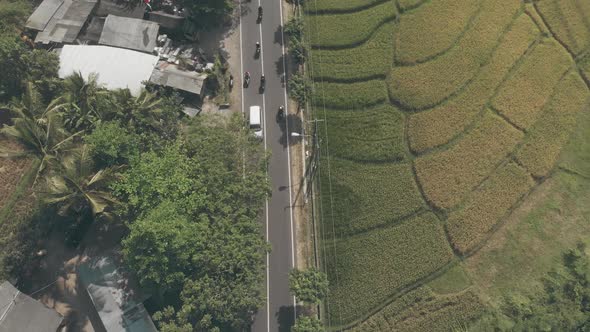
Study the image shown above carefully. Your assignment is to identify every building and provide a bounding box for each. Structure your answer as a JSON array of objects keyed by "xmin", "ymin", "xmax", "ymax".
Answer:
[
  {"xmin": 78, "ymin": 256, "xmax": 157, "ymax": 332},
  {"xmin": 58, "ymin": 45, "xmax": 159, "ymax": 95},
  {"xmin": 26, "ymin": 0, "xmax": 98, "ymax": 45},
  {"xmin": 99, "ymin": 15, "xmax": 159, "ymax": 53},
  {"xmin": 150, "ymin": 61, "xmax": 207, "ymax": 97},
  {"xmin": 0, "ymin": 281, "xmax": 63, "ymax": 332},
  {"xmin": 148, "ymin": 10, "xmax": 185, "ymax": 29}
]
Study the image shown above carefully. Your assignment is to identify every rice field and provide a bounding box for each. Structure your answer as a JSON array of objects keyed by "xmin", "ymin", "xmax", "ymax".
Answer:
[{"xmin": 306, "ymin": 0, "xmax": 590, "ymax": 329}]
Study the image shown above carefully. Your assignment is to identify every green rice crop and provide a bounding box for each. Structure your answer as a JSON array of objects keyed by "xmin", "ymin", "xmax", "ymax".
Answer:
[
  {"xmin": 319, "ymin": 158, "xmax": 424, "ymax": 237},
  {"xmin": 324, "ymin": 212, "xmax": 454, "ymax": 327},
  {"xmin": 387, "ymin": 0, "xmax": 522, "ymax": 109},
  {"xmin": 323, "ymin": 105, "xmax": 406, "ymax": 162},
  {"xmin": 313, "ymin": 79, "xmax": 388, "ymax": 109},
  {"xmin": 415, "ymin": 111, "xmax": 523, "ymax": 210},
  {"xmin": 446, "ymin": 162, "xmax": 534, "ymax": 255},
  {"xmin": 310, "ymin": 21, "xmax": 394, "ymax": 81},
  {"xmin": 408, "ymin": 14, "xmax": 538, "ymax": 153},
  {"xmin": 492, "ymin": 39, "xmax": 572, "ymax": 129},
  {"xmin": 516, "ymin": 70, "xmax": 590, "ymax": 178},
  {"xmin": 397, "ymin": 0, "xmax": 427, "ymax": 11},
  {"xmin": 394, "ymin": 0, "xmax": 481, "ymax": 65},
  {"xmin": 306, "ymin": 1, "xmax": 397, "ymax": 48}
]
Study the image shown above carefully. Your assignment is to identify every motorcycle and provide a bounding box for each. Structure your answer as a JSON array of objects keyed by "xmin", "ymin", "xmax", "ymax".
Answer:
[
  {"xmin": 258, "ymin": 6, "xmax": 263, "ymax": 21},
  {"xmin": 277, "ymin": 106, "xmax": 285, "ymax": 121},
  {"xmin": 229, "ymin": 75, "xmax": 234, "ymax": 89},
  {"xmin": 260, "ymin": 75, "xmax": 265, "ymax": 92},
  {"xmin": 244, "ymin": 72, "xmax": 251, "ymax": 87},
  {"xmin": 255, "ymin": 42, "xmax": 261, "ymax": 56}
]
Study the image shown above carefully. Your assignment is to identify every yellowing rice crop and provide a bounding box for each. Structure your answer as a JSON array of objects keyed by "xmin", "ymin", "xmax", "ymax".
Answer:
[
  {"xmin": 516, "ymin": 70, "xmax": 590, "ymax": 178},
  {"xmin": 492, "ymin": 38, "xmax": 573, "ymax": 129},
  {"xmin": 387, "ymin": 0, "xmax": 521, "ymax": 109},
  {"xmin": 408, "ymin": 14, "xmax": 538, "ymax": 153},
  {"xmin": 536, "ymin": 0, "xmax": 590, "ymax": 55},
  {"xmin": 415, "ymin": 111, "xmax": 523, "ymax": 210},
  {"xmin": 305, "ymin": 0, "xmax": 387, "ymax": 14},
  {"xmin": 313, "ymin": 79, "xmax": 388, "ymax": 109},
  {"xmin": 446, "ymin": 162, "xmax": 534, "ymax": 255},
  {"xmin": 394, "ymin": 0, "xmax": 481, "ymax": 65}
]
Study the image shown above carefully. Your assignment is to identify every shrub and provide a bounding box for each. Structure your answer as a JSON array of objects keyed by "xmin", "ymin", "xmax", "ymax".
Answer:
[
  {"xmin": 310, "ymin": 21, "xmax": 394, "ymax": 81},
  {"xmin": 306, "ymin": 1, "xmax": 396, "ymax": 48},
  {"xmin": 289, "ymin": 268, "xmax": 329, "ymax": 304},
  {"xmin": 323, "ymin": 105, "xmax": 405, "ymax": 162},
  {"xmin": 415, "ymin": 111, "xmax": 523, "ymax": 210},
  {"xmin": 319, "ymin": 158, "xmax": 424, "ymax": 238},
  {"xmin": 284, "ymin": 16, "xmax": 304, "ymax": 40},
  {"xmin": 394, "ymin": 0, "xmax": 480, "ymax": 65},
  {"xmin": 289, "ymin": 73, "xmax": 312, "ymax": 107},
  {"xmin": 516, "ymin": 70, "xmax": 590, "ymax": 178},
  {"xmin": 387, "ymin": 0, "xmax": 522, "ymax": 109},
  {"xmin": 85, "ymin": 121, "xmax": 140, "ymax": 167},
  {"xmin": 407, "ymin": 14, "xmax": 539, "ymax": 153},
  {"xmin": 290, "ymin": 37, "xmax": 308, "ymax": 65},
  {"xmin": 491, "ymin": 39, "xmax": 572, "ymax": 129},
  {"xmin": 292, "ymin": 317, "xmax": 324, "ymax": 332},
  {"xmin": 323, "ymin": 212, "xmax": 454, "ymax": 327},
  {"xmin": 313, "ymin": 79, "xmax": 387, "ymax": 109},
  {"xmin": 446, "ymin": 162, "xmax": 535, "ymax": 255}
]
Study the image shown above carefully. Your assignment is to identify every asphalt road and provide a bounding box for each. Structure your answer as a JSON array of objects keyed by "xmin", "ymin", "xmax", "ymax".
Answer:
[{"xmin": 238, "ymin": 0, "xmax": 297, "ymax": 331}]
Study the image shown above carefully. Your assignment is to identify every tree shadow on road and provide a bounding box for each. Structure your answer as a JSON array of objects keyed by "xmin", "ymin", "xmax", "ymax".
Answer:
[
  {"xmin": 277, "ymin": 113, "xmax": 303, "ymax": 147},
  {"xmin": 277, "ymin": 304, "xmax": 306, "ymax": 332}
]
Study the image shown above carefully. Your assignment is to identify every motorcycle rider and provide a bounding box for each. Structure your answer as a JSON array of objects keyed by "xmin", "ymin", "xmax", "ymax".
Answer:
[
  {"xmin": 258, "ymin": 6, "xmax": 263, "ymax": 18},
  {"xmin": 255, "ymin": 41, "xmax": 261, "ymax": 53}
]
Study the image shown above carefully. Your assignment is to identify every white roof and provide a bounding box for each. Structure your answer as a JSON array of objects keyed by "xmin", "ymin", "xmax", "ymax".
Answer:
[
  {"xmin": 58, "ymin": 45, "xmax": 159, "ymax": 95},
  {"xmin": 249, "ymin": 106, "xmax": 261, "ymax": 126}
]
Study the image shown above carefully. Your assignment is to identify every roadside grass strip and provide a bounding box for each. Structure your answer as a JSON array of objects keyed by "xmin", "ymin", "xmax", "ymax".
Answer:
[
  {"xmin": 311, "ymin": 21, "xmax": 394, "ymax": 81},
  {"xmin": 304, "ymin": 0, "xmax": 387, "ymax": 14},
  {"xmin": 394, "ymin": 0, "xmax": 481, "ymax": 65},
  {"xmin": 319, "ymin": 158, "xmax": 424, "ymax": 237},
  {"xmin": 390, "ymin": 290, "xmax": 485, "ymax": 332},
  {"xmin": 314, "ymin": 79, "xmax": 388, "ymax": 109},
  {"xmin": 536, "ymin": 0, "xmax": 590, "ymax": 55},
  {"xmin": 387, "ymin": 0, "xmax": 522, "ymax": 110},
  {"xmin": 323, "ymin": 105, "xmax": 406, "ymax": 162},
  {"xmin": 491, "ymin": 39, "xmax": 573, "ymax": 130},
  {"xmin": 306, "ymin": 0, "xmax": 397, "ymax": 48},
  {"xmin": 515, "ymin": 71, "xmax": 590, "ymax": 178},
  {"xmin": 324, "ymin": 212, "xmax": 454, "ymax": 327},
  {"xmin": 408, "ymin": 14, "xmax": 538, "ymax": 153},
  {"xmin": 349, "ymin": 287, "xmax": 435, "ymax": 332},
  {"xmin": 415, "ymin": 111, "xmax": 524, "ymax": 210},
  {"xmin": 446, "ymin": 162, "xmax": 535, "ymax": 255}
]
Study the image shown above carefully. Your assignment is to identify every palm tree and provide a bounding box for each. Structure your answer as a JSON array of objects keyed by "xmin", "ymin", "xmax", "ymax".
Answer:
[
  {"xmin": 43, "ymin": 145, "xmax": 121, "ymax": 217},
  {"xmin": 0, "ymin": 84, "xmax": 81, "ymax": 184},
  {"xmin": 111, "ymin": 88, "xmax": 164, "ymax": 132},
  {"xmin": 58, "ymin": 72, "xmax": 109, "ymax": 131}
]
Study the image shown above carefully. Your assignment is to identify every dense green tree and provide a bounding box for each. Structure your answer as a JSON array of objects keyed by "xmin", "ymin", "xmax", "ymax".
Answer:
[
  {"xmin": 178, "ymin": 0, "xmax": 234, "ymax": 32},
  {"xmin": 0, "ymin": 0, "xmax": 30, "ymax": 33},
  {"xmin": 292, "ymin": 317, "xmax": 324, "ymax": 332},
  {"xmin": 24, "ymin": 49, "xmax": 61, "ymax": 103},
  {"xmin": 85, "ymin": 121, "xmax": 140, "ymax": 167},
  {"xmin": 43, "ymin": 145, "xmax": 120, "ymax": 217},
  {"xmin": 289, "ymin": 268, "xmax": 329, "ymax": 304},
  {"xmin": 288, "ymin": 73, "xmax": 312, "ymax": 107},
  {"xmin": 120, "ymin": 114, "xmax": 268, "ymax": 330},
  {"xmin": 0, "ymin": 33, "xmax": 28, "ymax": 100}
]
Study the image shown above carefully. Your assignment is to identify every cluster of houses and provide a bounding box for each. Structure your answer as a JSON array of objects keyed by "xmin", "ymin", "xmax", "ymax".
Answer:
[{"xmin": 25, "ymin": 0, "xmax": 210, "ymax": 105}]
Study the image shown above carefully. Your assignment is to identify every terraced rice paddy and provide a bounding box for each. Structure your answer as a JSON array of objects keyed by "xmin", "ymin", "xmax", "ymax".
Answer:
[{"xmin": 305, "ymin": 0, "xmax": 590, "ymax": 329}]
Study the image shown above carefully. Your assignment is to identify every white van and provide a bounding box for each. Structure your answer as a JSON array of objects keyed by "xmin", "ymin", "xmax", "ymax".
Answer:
[{"xmin": 249, "ymin": 105, "xmax": 263, "ymax": 138}]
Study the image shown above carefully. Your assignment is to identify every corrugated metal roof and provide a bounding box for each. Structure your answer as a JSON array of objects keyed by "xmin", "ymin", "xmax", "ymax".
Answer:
[
  {"xmin": 0, "ymin": 282, "xmax": 63, "ymax": 332},
  {"xmin": 95, "ymin": 0, "xmax": 146, "ymax": 19},
  {"xmin": 25, "ymin": 0, "xmax": 64, "ymax": 31},
  {"xmin": 149, "ymin": 62, "xmax": 206, "ymax": 95},
  {"xmin": 148, "ymin": 11, "xmax": 185, "ymax": 29},
  {"xmin": 99, "ymin": 15, "xmax": 159, "ymax": 53},
  {"xmin": 34, "ymin": 0, "xmax": 98, "ymax": 44},
  {"xmin": 58, "ymin": 45, "xmax": 159, "ymax": 96}
]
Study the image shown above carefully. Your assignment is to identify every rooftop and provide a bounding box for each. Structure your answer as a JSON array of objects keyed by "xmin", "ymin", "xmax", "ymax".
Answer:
[
  {"xmin": 149, "ymin": 61, "xmax": 207, "ymax": 96},
  {"xmin": 95, "ymin": 0, "xmax": 146, "ymax": 19},
  {"xmin": 58, "ymin": 45, "xmax": 159, "ymax": 95},
  {"xmin": 0, "ymin": 281, "xmax": 63, "ymax": 332},
  {"xmin": 99, "ymin": 15, "xmax": 159, "ymax": 53},
  {"xmin": 33, "ymin": 0, "xmax": 98, "ymax": 44}
]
